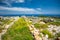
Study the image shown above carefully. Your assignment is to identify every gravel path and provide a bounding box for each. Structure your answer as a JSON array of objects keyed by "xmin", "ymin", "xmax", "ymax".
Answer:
[{"xmin": 28, "ymin": 25, "xmax": 42, "ymax": 40}]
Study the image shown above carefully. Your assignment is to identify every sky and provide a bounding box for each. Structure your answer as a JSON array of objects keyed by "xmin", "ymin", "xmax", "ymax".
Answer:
[{"xmin": 0, "ymin": 0, "xmax": 60, "ymax": 15}]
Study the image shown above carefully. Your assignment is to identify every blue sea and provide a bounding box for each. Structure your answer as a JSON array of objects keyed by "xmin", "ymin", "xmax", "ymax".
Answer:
[{"xmin": 0, "ymin": 14, "xmax": 60, "ymax": 17}]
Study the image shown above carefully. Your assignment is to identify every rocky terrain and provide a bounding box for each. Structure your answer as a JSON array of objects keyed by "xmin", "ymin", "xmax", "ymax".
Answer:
[{"xmin": 0, "ymin": 16, "xmax": 60, "ymax": 40}]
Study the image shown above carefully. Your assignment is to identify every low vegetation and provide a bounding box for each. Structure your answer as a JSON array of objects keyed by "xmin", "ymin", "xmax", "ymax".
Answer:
[
  {"xmin": 34, "ymin": 23, "xmax": 48, "ymax": 29},
  {"xmin": 2, "ymin": 18, "xmax": 34, "ymax": 40},
  {"xmin": 1, "ymin": 16, "xmax": 60, "ymax": 40},
  {"xmin": 41, "ymin": 29, "xmax": 54, "ymax": 38},
  {"xmin": 47, "ymin": 21, "xmax": 60, "ymax": 26}
]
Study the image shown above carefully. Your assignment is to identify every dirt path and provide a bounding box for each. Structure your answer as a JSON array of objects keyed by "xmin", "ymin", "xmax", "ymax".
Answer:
[
  {"xmin": 23, "ymin": 17, "xmax": 42, "ymax": 40},
  {"xmin": 28, "ymin": 25, "xmax": 42, "ymax": 40},
  {"xmin": 0, "ymin": 17, "xmax": 19, "ymax": 40}
]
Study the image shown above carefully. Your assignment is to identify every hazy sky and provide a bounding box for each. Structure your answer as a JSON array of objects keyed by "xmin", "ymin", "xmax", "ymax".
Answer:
[{"xmin": 0, "ymin": 0, "xmax": 60, "ymax": 15}]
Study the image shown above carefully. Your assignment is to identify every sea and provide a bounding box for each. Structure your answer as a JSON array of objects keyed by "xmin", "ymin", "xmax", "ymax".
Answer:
[{"xmin": 0, "ymin": 14, "xmax": 60, "ymax": 17}]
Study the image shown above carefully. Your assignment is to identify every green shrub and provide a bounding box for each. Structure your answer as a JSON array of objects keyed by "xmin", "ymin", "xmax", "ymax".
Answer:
[
  {"xmin": 47, "ymin": 22, "xmax": 60, "ymax": 26},
  {"xmin": 56, "ymin": 32, "xmax": 60, "ymax": 37},
  {"xmin": 41, "ymin": 29, "xmax": 54, "ymax": 38},
  {"xmin": 34, "ymin": 23, "xmax": 48, "ymax": 29}
]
